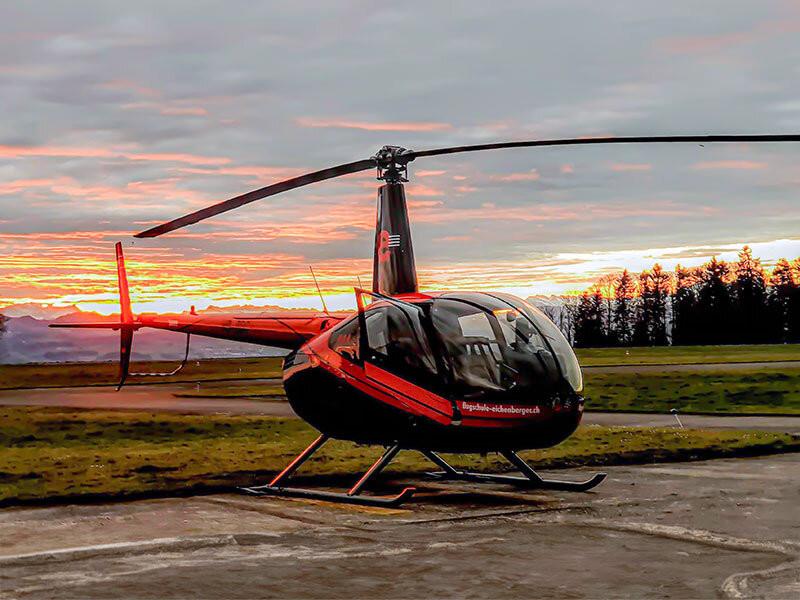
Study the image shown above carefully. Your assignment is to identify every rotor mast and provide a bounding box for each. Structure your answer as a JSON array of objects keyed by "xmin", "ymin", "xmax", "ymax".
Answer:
[{"xmin": 371, "ymin": 146, "xmax": 418, "ymax": 296}]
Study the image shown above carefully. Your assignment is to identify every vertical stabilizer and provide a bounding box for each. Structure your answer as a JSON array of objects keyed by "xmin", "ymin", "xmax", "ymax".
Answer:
[
  {"xmin": 115, "ymin": 242, "xmax": 133, "ymax": 324},
  {"xmin": 115, "ymin": 242, "xmax": 134, "ymax": 389},
  {"xmin": 372, "ymin": 183, "xmax": 418, "ymax": 295}
]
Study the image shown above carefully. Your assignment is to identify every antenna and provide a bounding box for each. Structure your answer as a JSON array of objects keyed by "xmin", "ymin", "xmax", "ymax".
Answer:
[{"xmin": 309, "ymin": 266, "xmax": 330, "ymax": 315}]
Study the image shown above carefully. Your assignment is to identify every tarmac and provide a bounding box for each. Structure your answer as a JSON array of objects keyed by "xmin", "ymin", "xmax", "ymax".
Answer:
[{"xmin": 1, "ymin": 454, "xmax": 798, "ymax": 598}]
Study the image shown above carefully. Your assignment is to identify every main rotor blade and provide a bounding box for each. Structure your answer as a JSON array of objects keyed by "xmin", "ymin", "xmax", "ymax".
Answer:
[
  {"xmin": 134, "ymin": 158, "xmax": 375, "ymax": 238},
  {"xmin": 406, "ymin": 134, "xmax": 800, "ymax": 161}
]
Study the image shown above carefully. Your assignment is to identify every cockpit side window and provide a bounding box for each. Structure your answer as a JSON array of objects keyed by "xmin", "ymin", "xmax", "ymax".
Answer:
[
  {"xmin": 364, "ymin": 304, "xmax": 438, "ymax": 386},
  {"xmin": 329, "ymin": 304, "xmax": 440, "ymax": 389},
  {"xmin": 328, "ymin": 316, "xmax": 360, "ymax": 362}
]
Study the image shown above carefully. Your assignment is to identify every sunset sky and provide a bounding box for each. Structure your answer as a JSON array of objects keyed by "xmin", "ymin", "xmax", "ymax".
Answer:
[{"xmin": 3, "ymin": 1, "xmax": 800, "ymax": 315}]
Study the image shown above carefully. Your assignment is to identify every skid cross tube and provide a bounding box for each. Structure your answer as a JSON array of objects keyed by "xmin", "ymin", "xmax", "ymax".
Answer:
[
  {"xmin": 270, "ymin": 434, "xmax": 329, "ymax": 487},
  {"xmin": 240, "ymin": 437, "xmax": 415, "ymax": 507},
  {"xmin": 348, "ymin": 444, "xmax": 402, "ymax": 496},
  {"xmin": 424, "ymin": 450, "xmax": 607, "ymax": 492}
]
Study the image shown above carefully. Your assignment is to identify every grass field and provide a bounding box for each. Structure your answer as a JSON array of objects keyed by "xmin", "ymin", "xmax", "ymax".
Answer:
[
  {"xmin": 576, "ymin": 344, "xmax": 800, "ymax": 366},
  {"xmin": 584, "ymin": 367, "xmax": 800, "ymax": 414},
  {"xmin": 1, "ymin": 406, "xmax": 798, "ymax": 506},
  {"xmin": 172, "ymin": 382, "xmax": 286, "ymax": 399}
]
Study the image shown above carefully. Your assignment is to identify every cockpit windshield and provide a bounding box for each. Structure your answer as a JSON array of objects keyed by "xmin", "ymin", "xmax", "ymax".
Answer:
[
  {"xmin": 488, "ymin": 292, "xmax": 583, "ymax": 393},
  {"xmin": 430, "ymin": 294, "xmax": 566, "ymax": 403}
]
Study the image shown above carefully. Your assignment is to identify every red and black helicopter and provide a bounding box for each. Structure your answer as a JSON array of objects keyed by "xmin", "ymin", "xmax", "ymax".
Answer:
[{"xmin": 53, "ymin": 134, "xmax": 800, "ymax": 506}]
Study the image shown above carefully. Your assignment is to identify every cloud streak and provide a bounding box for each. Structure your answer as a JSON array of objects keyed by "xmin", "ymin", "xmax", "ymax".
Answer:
[
  {"xmin": 2, "ymin": 1, "xmax": 800, "ymax": 314},
  {"xmin": 691, "ymin": 160, "xmax": 768, "ymax": 170},
  {"xmin": 0, "ymin": 144, "xmax": 230, "ymax": 166},
  {"xmin": 295, "ymin": 117, "xmax": 453, "ymax": 132}
]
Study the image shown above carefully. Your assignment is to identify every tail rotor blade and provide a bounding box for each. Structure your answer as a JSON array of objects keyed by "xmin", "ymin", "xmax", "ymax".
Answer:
[
  {"xmin": 134, "ymin": 158, "xmax": 375, "ymax": 238},
  {"xmin": 118, "ymin": 326, "xmax": 133, "ymax": 391}
]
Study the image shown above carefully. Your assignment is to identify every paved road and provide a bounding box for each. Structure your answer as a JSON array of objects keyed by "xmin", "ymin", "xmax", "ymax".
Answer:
[
  {"xmin": 2, "ymin": 381, "xmax": 800, "ymax": 432},
  {"xmin": 1, "ymin": 454, "xmax": 798, "ymax": 598},
  {"xmin": 587, "ymin": 411, "xmax": 800, "ymax": 433},
  {"xmin": 0, "ymin": 380, "xmax": 294, "ymax": 416}
]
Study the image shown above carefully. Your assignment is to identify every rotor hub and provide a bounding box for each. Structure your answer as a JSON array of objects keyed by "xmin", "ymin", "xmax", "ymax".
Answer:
[{"xmin": 372, "ymin": 145, "xmax": 414, "ymax": 183}]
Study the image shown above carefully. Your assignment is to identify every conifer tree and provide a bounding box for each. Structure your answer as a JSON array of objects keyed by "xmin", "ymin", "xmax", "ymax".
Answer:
[
  {"xmin": 732, "ymin": 246, "xmax": 768, "ymax": 343},
  {"xmin": 632, "ymin": 270, "xmax": 652, "ymax": 346},
  {"xmin": 769, "ymin": 258, "xmax": 796, "ymax": 343},
  {"xmin": 594, "ymin": 274, "xmax": 618, "ymax": 344},
  {"xmin": 573, "ymin": 289, "xmax": 605, "ymax": 347},
  {"xmin": 672, "ymin": 265, "xmax": 699, "ymax": 345},
  {"xmin": 696, "ymin": 256, "xmax": 732, "ymax": 344},
  {"xmin": 612, "ymin": 269, "xmax": 636, "ymax": 346}
]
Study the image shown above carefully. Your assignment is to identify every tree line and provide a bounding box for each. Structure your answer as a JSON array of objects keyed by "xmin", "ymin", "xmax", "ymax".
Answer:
[{"xmin": 565, "ymin": 246, "xmax": 800, "ymax": 347}]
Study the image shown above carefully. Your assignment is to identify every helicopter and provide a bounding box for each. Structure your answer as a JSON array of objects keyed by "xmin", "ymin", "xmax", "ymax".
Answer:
[{"xmin": 53, "ymin": 134, "xmax": 800, "ymax": 506}]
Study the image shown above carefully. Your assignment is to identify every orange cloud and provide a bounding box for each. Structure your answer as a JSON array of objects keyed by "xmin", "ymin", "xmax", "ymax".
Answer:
[
  {"xmin": 412, "ymin": 200, "xmax": 706, "ymax": 225},
  {"xmin": 0, "ymin": 178, "xmax": 70, "ymax": 195},
  {"xmin": 0, "ymin": 144, "xmax": 230, "ymax": 166},
  {"xmin": 658, "ymin": 20, "xmax": 800, "ymax": 54},
  {"xmin": 176, "ymin": 165, "xmax": 305, "ymax": 183},
  {"xmin": 295, "ymin": 117, "xmax": 452, "ymax": 132},
  {"xmin": 122, "ymin": 101, "xmax": 209, "ymax": 116},
  {"xmin": 0, "ymin": 176, "xmax": 207, "ymax": 205},
  {"xmin": 611, "ymin": 163, "xmax": 652, "ymax": 172},
  {"xmin": 405, "ymin": 183, "xmax": 445, "ymax": 197},
  {"xmin": 691, "ymin": 160, "xmax": 767, "ymax": 170},
  {"xmin": 491, "ymin": 170, "xmax": 540, "ymax": 182},
  {"xmin": 97, "ymin": 79, "xmax": 160, "ymax": 98},
  {"xmin": 659, "ymin": 32, "xmax": 752, "ymax": 54}
]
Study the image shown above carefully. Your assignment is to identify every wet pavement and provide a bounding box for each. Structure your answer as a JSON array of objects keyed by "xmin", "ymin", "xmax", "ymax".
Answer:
[{"xmin": 1, "ymin": 454, "xmax": 798, "ymax": 598}]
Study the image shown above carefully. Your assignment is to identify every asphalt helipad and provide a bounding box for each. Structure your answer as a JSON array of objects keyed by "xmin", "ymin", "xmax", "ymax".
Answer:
[{"xmin": 1, "ymin": 454, "xmax": 798, "ymax": 599}]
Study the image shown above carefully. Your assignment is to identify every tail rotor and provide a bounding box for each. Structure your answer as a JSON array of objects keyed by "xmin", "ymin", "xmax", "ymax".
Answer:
[{"xmin": 50, "ymin": 242, "xmax": 190, "ymax": 390}]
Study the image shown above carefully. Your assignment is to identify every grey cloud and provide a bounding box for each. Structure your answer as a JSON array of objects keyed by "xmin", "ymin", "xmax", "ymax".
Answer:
[{"xmin": 2, "ymin": 0, "xmax": 800, "ymax": 283}]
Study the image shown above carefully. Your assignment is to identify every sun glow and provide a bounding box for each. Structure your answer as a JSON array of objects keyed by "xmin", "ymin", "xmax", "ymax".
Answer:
[{"xmin": 4, "ymin": 235, "xmax": 800, "ymax": 317}]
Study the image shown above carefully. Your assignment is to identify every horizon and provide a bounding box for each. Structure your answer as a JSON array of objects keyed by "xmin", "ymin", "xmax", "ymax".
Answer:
[{"xmin": 2, "ymin": 240, "xmax": 798, "ymax": 318}]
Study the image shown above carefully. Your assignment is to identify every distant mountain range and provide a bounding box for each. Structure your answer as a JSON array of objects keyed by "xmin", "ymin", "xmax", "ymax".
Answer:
[
  {"xmin": 0, "ymin": 296, "xmax": 571, "ymax": 364},
  {"xmin": 0, "ymin": 309, "xmax": 287, "ymax": 365}
]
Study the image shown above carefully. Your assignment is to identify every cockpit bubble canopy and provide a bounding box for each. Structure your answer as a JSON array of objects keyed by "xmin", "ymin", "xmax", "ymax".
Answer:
[{"xmin": 329, "ymin": 291, "xmax": 583, "ymax": 403}]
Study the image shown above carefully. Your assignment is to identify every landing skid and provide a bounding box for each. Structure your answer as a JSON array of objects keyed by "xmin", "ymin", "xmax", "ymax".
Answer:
[
  {"xmin": 239, "ymin": 434, "xmax": 416, "ymax": 508},
  {"xmin": 423, "ymin": 450, "xmax": 607, "ymax": 492},
  {"xmin": 239, "ymin": 437, "xmax": 606, "ymax": 508},
  {"xmin": 241, "ymin": 484, "xmax": 415, "ymax": 507}
]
